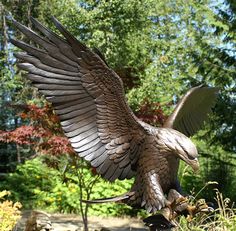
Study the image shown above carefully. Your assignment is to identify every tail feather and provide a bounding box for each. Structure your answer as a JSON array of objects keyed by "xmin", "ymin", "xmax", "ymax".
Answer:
[{"xmin": 81, "ymin": 192, "xmax": 133, "ymax": 204}]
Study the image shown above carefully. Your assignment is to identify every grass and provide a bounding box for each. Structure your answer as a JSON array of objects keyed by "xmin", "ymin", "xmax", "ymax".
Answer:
[{"xmin": 175, "ymin": 189, "xmax": 236, "ymax": 231}]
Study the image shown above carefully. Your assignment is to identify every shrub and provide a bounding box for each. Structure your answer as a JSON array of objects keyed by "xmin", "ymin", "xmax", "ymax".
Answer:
[
  {"xmin": 0, "ymin": 158, "xmax": 61, "ymax": 209},
  {"xmin": 0, "ymin": 156, "xmax": 139, "ymax": 216},
  {"xmin": 0, "ymin": 190, "xmax": 22, "ymax": 231}
]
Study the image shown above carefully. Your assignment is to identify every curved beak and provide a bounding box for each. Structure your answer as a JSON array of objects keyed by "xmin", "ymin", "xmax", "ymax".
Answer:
[{"xmin": 191, "ymin": 158, "xmax": 200, "ymax": 172}]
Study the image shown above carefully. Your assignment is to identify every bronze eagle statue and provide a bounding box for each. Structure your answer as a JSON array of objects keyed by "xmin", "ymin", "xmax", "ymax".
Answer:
[{"xmin": 10, "ymin": 17, "xmax": 218, "ymax": 214}]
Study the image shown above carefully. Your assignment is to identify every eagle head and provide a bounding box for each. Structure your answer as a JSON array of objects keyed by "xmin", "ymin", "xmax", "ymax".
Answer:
[{"xmin": 157, "ymin": 128, "xmax": 199, "ymax": 172}]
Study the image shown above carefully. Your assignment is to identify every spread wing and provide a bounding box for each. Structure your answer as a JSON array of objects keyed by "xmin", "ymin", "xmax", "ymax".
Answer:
[
  {"xmin": 164, "ymin": 85, "xmax": 218, "ymax": 137},
  {"xmin": 10, "ymin": 17, "xmax": 147, "ymax": 181}
]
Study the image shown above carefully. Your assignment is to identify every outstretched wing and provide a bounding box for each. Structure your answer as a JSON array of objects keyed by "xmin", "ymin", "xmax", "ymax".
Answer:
[
  {"xmin": 164, "ymin": 85, "xmax": 218, "ymax": 137},
  {"xmin": 11, "ymin": 17, "xmax": 147, "ymax": 181}
]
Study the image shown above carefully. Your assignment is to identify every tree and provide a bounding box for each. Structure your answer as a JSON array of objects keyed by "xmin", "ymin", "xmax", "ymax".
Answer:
[
  {"xmin": 0, "ymin": 2, "xmax": 24, "ymax": 171},
  {"xmin": 198, "ymin": 0, "xmax": 236, "ymax": 153}
]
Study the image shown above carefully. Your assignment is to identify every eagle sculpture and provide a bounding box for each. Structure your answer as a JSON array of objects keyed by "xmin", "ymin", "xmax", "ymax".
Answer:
[{"xmin": 10, "ymin": 17, "xmax": 218, "ymax": 214}]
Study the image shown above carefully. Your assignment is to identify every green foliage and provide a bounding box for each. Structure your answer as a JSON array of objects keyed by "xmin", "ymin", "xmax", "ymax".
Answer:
[
  {"xmin": 0, "ymin": 158, "xmax": 60, "ymax": 208},
  {"xmin": 88, "ymin": 177, "xmax": 137, "ymax": 217},
  {"xmin": 0, "ymin": 156, "xmax": 137, "ymax": 216}
]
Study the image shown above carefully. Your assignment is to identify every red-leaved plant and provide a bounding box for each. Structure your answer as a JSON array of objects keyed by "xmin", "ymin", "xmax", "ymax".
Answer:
[{"xmin": 0, "ymin": 103, "xmax": 75, "ymax": 156}]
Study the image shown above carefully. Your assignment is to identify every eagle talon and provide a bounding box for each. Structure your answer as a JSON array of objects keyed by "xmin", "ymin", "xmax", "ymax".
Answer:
[
  {"xmin": 160, "ymin": 190, "xmax": 214, "ymax": 223},
  {"xmin": 184, "ymin": 199, "xmax": 214, "ymax": 221}
]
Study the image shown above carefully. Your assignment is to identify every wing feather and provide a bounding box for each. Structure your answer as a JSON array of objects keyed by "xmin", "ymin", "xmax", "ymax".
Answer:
[
  {"xmin": 12, "ymin": 19, "xmax": 78, "ymax": 66},
  {"xmin": 27, "ymin": 74, "xmax": 81, "ymax": 85},
  {"xmin": 70, "ymin": 128, "xmax": 98, "ymax": 144},
  {"xmin": 11, "ymin": 39, "xmax": 77, "ymax": 71},
  {"xmin": 15, "ymin": 53, "xmax": 79, "ymax": 76},
  {"xmin": 46, "ymin": 94, "xmax": 89, "ymax": 104}
]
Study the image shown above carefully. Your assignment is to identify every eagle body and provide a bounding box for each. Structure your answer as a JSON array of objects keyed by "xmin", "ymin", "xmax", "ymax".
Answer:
[
  {"xmin": 126, "ymin": 127, "xmax": 192, "ymax": 213},
  {"xmin": 10, "ymin": 17, "xmax": 218, "ymax": 214}
]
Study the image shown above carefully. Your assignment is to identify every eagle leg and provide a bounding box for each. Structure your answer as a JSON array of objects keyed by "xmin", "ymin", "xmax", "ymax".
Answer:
[{"xmin": 161, "ymin": 189, "xmax": 214, "ymax": 222}]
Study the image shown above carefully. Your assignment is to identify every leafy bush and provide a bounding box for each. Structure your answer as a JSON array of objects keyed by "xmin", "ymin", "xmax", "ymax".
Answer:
[
  {"xmin": 0, "ymin": 158, "xmax": 61, "ymax": 209},
  {"xmin": 88, "ymin": 177, "xmax": 139, "ymax": 217},
  {"xmin": 0, "ymin": 190, "xmax": 22, "ymax": 231},
  {"xmin": 0, "ymin": 156, "xmax": 139, "ymax": 216}
]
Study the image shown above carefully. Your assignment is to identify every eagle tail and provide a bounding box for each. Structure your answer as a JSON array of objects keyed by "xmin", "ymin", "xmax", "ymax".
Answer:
[{"xmin": 81, "ymin": 192, "xmax": 134, "ymax": 204}]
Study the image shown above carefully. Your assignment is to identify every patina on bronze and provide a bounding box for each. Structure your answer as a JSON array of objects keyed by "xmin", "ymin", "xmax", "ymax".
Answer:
[{"xmin": 10, "ymin": 17, "xmax": 218, "ymax": 217}]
